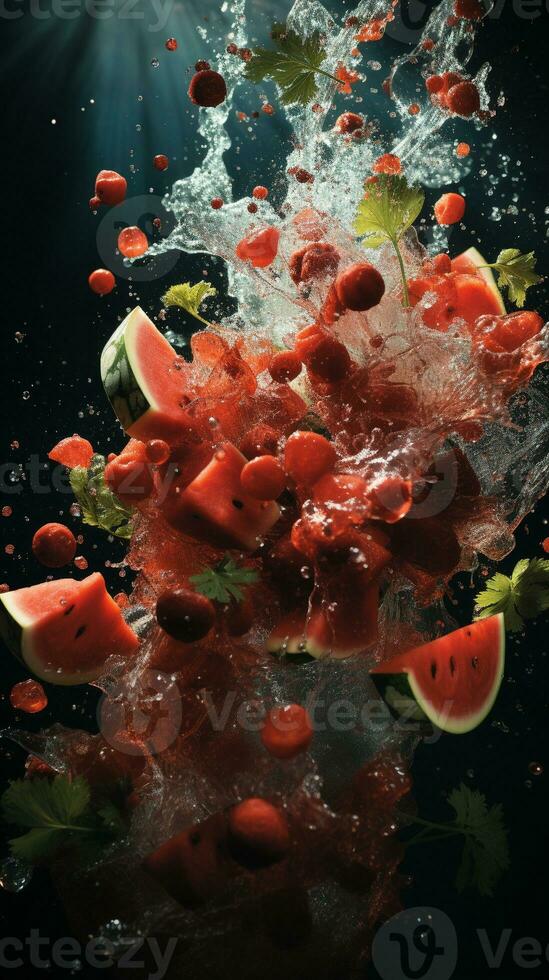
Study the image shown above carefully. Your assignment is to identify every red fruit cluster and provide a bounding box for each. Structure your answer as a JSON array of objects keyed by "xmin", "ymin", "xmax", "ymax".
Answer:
[
  {"xmin": 334, "ymin": 111, "xmax": 364, "ymax": 134},
  {"xmin": 289, "ymin": 242, "xmax": 340, "ymax": 285},
  {"xmin": 104, "ymin": 442, "xmax": 154, "ymax": 506}
]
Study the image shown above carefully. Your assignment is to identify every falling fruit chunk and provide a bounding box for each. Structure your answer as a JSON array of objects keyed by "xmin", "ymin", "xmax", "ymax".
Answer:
[
  {"xmin": 10, "ymin": 679, "xmax": 48, "ymax": 714},
  {"xmin": 118, "ymin": 227, "xmax": 148, "ymax": 258},
  {"xmin": 371, "ymin": 614, "xmax": 505, "ymax": 733}
]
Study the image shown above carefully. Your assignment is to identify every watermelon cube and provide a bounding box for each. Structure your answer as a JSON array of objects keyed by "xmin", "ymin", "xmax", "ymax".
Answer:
[{"xmin": 163, "ymin": 442, "xmax": 281, "ymax": 551}]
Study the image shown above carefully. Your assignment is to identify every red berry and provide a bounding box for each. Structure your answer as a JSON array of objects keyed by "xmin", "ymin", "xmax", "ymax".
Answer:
[
  {"xmin": 454, "ymin": 0, "xmax": 485, "ymax": 18},
  {"xmin": 284, "ymin": 431, "xmax": 336, "ymax": 485},
  {"xmin": 228, "ymin": 798, "xmax": 290, "ymax": 868},
  {"xmin": 289, "ymin": 242, "xmax": 340, "ymax": 285},
  {"xmin": 335, "ymin": 262, "xmax": 385, "ymax": 311},
  {"xmin": 425, "ymin": 75, "xmax": 444, "ymax": 94},
  {"xmin": 10, "ymin": 679, "xmax": 48, "ymax": 714},
  {"xmin": 238, "ymin": 47, "xmax": 252, "ymax": 61},
  {"xmin": 88, "ymin": 269, "xmax": 115, "ymax": 295},
  {"xmin": 226, "ymin": 43, "xmax": 238, "ymax": 54},
  {"xmin": 118, "ymin": 226, "xmax": 148, "ymax": 258},
  {"xmin": 194, "ymin": 60, "xmax": 210, "ymax": 71},
  {"xmin": 434, "ymin": 192, "xmax": 466, "ymax": 225},
  {"xmin": 89, "ymin": 195, "xmax": 101, "ymax": 210},
  {"xmin": 408, "ymin": 103, "xmax": 420, "ymax": 115},
  {"xmin": 456, "ymin": 141, "xmax": 471, "ymax": 158},
  {"xmin": 293, "ymin": 168, "xmax": 314, "ymax": 184},
  {"xmin": 422, "ymin": 38, "xmax": 435, "ymax": 50},
  {"xmin": 145, "ymin": 439, "xmax": 170, "ymax": 464},
  {"xmin": 446, "ymin": 80, "xmax": 480, "ymax": 117},
  {"xmin": 239, "ymin": 425, "xmax": 279, "ymax": 459},
  {"xmin": 247, "ymin": 202, "xmax": 258, "ymax": 214},
  {"xmin": 252, "ymin": 185, "xmax": 268, "ymax": 200},
  {"xmin": 240, "ymin": 455, "xmax": 286, "ymax": 500},
  {"xmin": 94, "ymin": 169, "xmax": 127, "ymax": 206},
  {"xmin": 188, "ymin": 69, "xmax": 227, "ymax": 107},
  {"xmin": 261, "ymin": 704, "xmax": 313, "ymax": 759},
  {"xmin": 235, "ymin": 226, "xmax": 280, "ymax": 268},
  {"xmin": 335, "ymin": 111, "xmax": 364, "ymax": 134},
  {"xmin": 269, "ymin": 351, "xmax": 302, "ymax": 384},
  {"xmin": 156, "ymin": 588, "xmax": 215, "ymax": 642},
  {"xmin": 153, "ymin": 154, "xmax": 169, "ymax": 171},
  {"xmin": 211, "ymin": 197, "xmax": 224, "ymax": 209},
  {"xmin": 307, "ymin": 336, "xmax": 351, "ymax": 384},
  {"xmin": 373, "ymin": 153, "xmax": 402, "ymax": 175},
  {"xmin": 32, "ymin": 523, "xmax": 77, "ymax": 568},
  {"xmin": 262, "ymin": 103, "xmax": 275, "ymax": 115},
  {"xmin": 165, "ymin": 37, "xmax": 178, "ymax": 50}
]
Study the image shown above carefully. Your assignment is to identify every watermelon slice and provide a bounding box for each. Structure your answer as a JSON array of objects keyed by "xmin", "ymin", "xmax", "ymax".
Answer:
[
  {"xmin": 451, "ymin": 247, "xmax": 506, "ymax": 315},
  {"xmin": 267, "ymin": 581, "xmax": 379, "ymax": 661},
  {"xmin": 0, "ymin": 573, "xmax": 139, "ymax": 685},
  {"xmin": 370, "ymin": 614, "xmax": 505, "ymax": 734},
  {"xmin": 100, "ymin": 307, "xmax": 197, "ymax": 444}
]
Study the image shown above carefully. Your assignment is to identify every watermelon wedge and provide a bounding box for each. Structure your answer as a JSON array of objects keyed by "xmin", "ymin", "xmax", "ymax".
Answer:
[
  {"xmin": 267, "ymin": 581, "xmax": 379, "ymax": 661},
  {"xmin": 100, "ymin": 307, "xmax": 196, "ymax": 444},
  {"xmin": 370, "ymin": 614, "xmax": 505, "ymax": 734},
  {"xmin": 451, "ymin": 247, "xmax": 506, "ymax": 315},
  {"xmin": 0, "ymin": 573, "xmax": 139, "ymax": 685}
]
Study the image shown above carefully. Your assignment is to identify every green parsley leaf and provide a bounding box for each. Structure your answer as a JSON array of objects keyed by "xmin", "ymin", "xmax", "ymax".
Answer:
[
  {"xmin": 244, "ymin": 28, "xmax": 338, "ymax": 106},
  {"xmin": 354, "ymin": 174, "xmax": 425, "ymax": 248},
  {"xmin": 70, "ymin": 454, "xmax": 134, "ymax": 540},
  {"xmin": 1, "ymin": 775, "xmax": 126, "ymax": 866},
  {"xmin": 474, "ymin": 558, "xmax": 549, "ymax": 632},
  {"xmin": 484, "ymin": 249, "xmax": 542, "ymax": 308},
  {"xmin": 162, "ymin": 281, "xmax": 217, "ymax": 326},
  {"xmin": 353, "ymin": 175, "xmax": 425, "ymax": 306},
  {"xmin": 190, "ymin": 554, "xmax": 259, "ymax": 605},
  {"xmin": 448, "ymin": 784, "xmax": 510, "ymax": 897},
  {"xmin": 404, "ymin": 782, "xmax": 509, "ymax": 897}
]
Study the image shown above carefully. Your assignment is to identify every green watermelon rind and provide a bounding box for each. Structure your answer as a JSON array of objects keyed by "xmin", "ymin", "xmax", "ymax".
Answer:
[
  {"xmin": 456, "ymin": 247, "xmax": 506, "ymax": 315},
  {"xmin": 371, "ymin": 613, "xmax": 505, "ymax": 735},
  {"xmin": 100, "ymin": 308, "xmax": 152, "ymax": 434}
]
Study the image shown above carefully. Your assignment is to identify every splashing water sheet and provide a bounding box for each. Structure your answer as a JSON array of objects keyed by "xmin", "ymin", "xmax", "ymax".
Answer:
[{"xmin": 1, "ymin": 0, "xmax": 548, "ymax": 977}]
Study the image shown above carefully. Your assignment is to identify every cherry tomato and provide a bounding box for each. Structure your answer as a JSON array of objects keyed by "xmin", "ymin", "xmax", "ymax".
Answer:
[
  {"xmin": 95, "ymin": 169, "xmax": 127, "ymax": 206},
  {"xmin": 188, "ymin": 69, "xmax": 227, "ymax": 107},
  {"xmin": 153, "ymin": 154, "xmax": 169, "ymax": 171},
  {"xmin": 284, "ymin": 431, "xmax": 337, "ymax": 486},
  {"xmin": 32, "ymin": 523, "xmax": 77, "ymax": 568},
  {"xmin": 88, "ymin": 269, "xmax": 115, "ymax": 295},
  {"xmin": 252, "ymin": 185, "xmax": 269, "ymax": 200},
  {"xmin": 156, "ymin": 588, "xmax": 216, "ymax": 642},
  {"xmin": 261, "ymin": 703, "xmax": 313, "ymax": 759},
  {"xmin": 240, "ymin": 455, "xmax": 286, "ymax": 500},
  {"xmin": 118, "ymin": 227, "xmax": 148, "ymax": 258}
]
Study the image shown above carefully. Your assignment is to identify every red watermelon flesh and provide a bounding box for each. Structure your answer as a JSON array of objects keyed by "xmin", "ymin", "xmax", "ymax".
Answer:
[
  {"xmin": 371, "ymin": 613, "xmax": 505, "ymax": 733},
  {"xmin": 101, "ymin": 307, "xmax": 199, "ymax": 444},
  {"xmin": 0, "ymin": 573, "xmax": 139, "ymax": 685}
]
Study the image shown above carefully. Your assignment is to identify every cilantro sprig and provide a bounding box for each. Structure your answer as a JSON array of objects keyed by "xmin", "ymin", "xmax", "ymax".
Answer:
[
  {"xmin": 353, "ymin": 175, "xmax": 425, "ymax": 306},
  {"xmin": 244, "ymin": 26, "xmax": 339, "ymax": 106},
  {"xmin": 70, "ymin": 454, "xmax": 134, "ymax": 540},
  {"xmin": 404, "ymin": 783, "xmax": 510, "ymax": 897},
  {"xmin": 162, "ymin": 281, "xmax": 217, "ymax": 327},
  {"xmin": 474, "ymin": 558, "xmax": 549, "ymax": 632},
  {"xmin": 1, "ymin": 776, "xmax": 126, "ymax": 865},
  {"xmin": 190, "ymin": 555, "xmax": 259, "ymax": 605},
  {"xmin": 480, "ymin": 249, "xmax": 542, "ymax": 308}
]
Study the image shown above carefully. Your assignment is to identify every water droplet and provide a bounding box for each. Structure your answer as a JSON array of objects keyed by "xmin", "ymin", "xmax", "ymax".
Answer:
[
  {"xmin": 151, "ymin": 57, "xmax": 160, "ymax": 69},
  {"xmin": 0, "ymin": 856, "xmax": 32, "ymax": 893}
]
